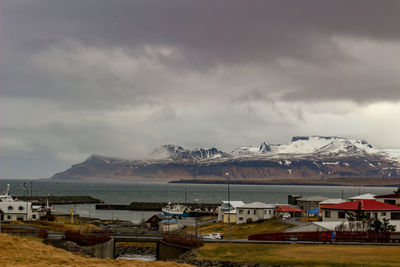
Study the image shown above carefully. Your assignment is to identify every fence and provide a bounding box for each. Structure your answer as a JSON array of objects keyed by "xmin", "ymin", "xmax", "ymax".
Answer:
[{"xmin": 249, "ymin": 231, "xmax": 400, "ymax": 243}]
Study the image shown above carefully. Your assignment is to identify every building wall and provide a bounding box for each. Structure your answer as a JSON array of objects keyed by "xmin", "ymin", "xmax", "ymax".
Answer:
[
  {"xmin": 223, "ymin": 213, "xmax": 236, "ymax": 224},
  {"xmin": 297, "ymin": 200, "xmax": 321, "ymax": 211},
  {"xmin": 236, "ymin": 208, "xmax": 275, "ymax": 224},
  {"xmin": 375, "ymin": 198, "xmax": 400, "ymax": 206},
  {"xmin": 322, "ymin": 209, "xmax": 392, "ymax": 222}
]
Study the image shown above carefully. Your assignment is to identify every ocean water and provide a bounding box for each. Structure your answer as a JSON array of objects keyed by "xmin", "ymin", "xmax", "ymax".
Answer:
[{"xmin": 1, "ymin": 179, "xmax": 397, "ymax": 222}]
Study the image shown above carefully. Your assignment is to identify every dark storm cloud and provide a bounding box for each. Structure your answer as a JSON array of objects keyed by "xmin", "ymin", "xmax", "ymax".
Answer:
[{"xmin": 2, "ymin": 0, "xmax": 400, "ymax": 104}]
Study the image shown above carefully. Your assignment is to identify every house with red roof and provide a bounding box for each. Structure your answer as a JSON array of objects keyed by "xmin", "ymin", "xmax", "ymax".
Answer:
[
  {"xmin": 276, "ymin": 205, "xmax": 305, "ymax": 218},
  {"xmin": 321, "ymin": 199, "xmax": 400, "ymax": 222}
]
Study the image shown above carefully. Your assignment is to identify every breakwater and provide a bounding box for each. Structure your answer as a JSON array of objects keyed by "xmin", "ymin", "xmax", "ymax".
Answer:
[
  {"xmin": 16, "ymin": 195, "xmax": 104, "ymax": 205},
  {"xmin": 96, "ymin": 202, "xmax": 219, "ymax": 212}
]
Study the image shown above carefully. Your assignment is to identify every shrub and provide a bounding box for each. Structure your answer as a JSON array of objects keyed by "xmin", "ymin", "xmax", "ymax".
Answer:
[
  {"xmin": 39, "ymin": 229, "xmax": 48, "ymax": 239},
  {"xmin": 64, "ymin": 230, "xmax": 111, "ymax": 246}
]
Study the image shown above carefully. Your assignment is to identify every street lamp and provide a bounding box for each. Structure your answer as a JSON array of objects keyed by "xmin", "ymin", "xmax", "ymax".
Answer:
[
  {"xmin": 21, "ymin": 183, "xmax": 28, "ymax": 221},
  {"xmin": 226, "ymin": 172, "xmax": 231, "ymax": 242}
]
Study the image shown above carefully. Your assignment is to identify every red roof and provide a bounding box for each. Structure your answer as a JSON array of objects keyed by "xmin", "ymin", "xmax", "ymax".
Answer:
[
  {"xmin": 276, "ymin": 205, "xmax": 305, "ymax": 212},
  {"xmin": 322, "ymin": 199, "xmax": 400, "ymax": 211},
  {"xmin": 375, "ymin": 193, "xmax": 400, "ymax": 199}
]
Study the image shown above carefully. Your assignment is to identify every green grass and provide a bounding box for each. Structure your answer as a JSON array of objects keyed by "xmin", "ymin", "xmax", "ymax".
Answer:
[{"xmin": 198, "ymin": 243, "xmax": 400, "ymax": 266}]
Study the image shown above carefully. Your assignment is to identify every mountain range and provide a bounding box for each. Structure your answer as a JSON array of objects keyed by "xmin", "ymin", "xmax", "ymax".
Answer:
[{"xmin": 51, "ymin": 136, "xmax": 400, "ymax": 185}]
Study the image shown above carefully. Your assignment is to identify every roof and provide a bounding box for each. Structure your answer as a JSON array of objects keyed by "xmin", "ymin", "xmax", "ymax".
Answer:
[
  {"xmin": 349, "ymin": 193, "xmax": 376, "ymax": 200},
  {"xmin": 375, "ymin": 193, "xmax": 400, "ymax": 199},
  {"xmin": 319, "ymin": 198, "xmax": 346, "ymax": 205},
  {"xmin": 237, "ymin": 202, "xmax": 276, "ymax": 209},
  {"xmin": 322, "ymin": 199, "xmax": 400, "ymax": 211},
  {"xmin": 306, "ymin": 208, "xmax": 320, "ymax": 214},
  {"xmin": 297, "ymin": 196, "xmax": 329, "ymax": 202},
  {"xmin": 285, "ymin": 221, "xmax": 343, "ymax": 233},
  {"xmin": 276, "ymin": 205, "xmax": 305, "ymax": 212},
  {"xmin": 222, "ymin": 201, "xmax": 245, "ymax": 209}
]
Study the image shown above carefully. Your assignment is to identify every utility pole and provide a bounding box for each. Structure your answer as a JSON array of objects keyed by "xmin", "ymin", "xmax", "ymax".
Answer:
[{"xmin": 226, "ymin": 172, "xmax": 231, "ymax": 242}]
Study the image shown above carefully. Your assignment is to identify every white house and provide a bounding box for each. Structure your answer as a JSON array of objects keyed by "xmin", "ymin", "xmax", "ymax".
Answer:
[
  {"xmin": 321, "ymin": 199, "xmax": 400, "ymax": 222},
  {"xmin": 0, "ymin": 184, "xmax": 45, "ymax": 222},
  {"xmin": 0, "ymin": 201, "xmax": 44, "ymax": 221},
  {"xmin": 236, "ymin": 202, "xmax": 276, "ymax": 224},
  {"xmin": 217, "ymin": 201, "xmax": 245, "ymax": 222}
]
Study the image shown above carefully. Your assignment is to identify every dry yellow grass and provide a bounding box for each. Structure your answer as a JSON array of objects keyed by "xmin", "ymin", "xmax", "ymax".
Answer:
[
  {"xmin": 13, "ymin": 218, "xmax": 100, "ymax": 232},
  {"xmin": 187, "ymin": 220, "xmax": 293, "ymax": 239},
  {"xmin": 199, "ymin": 243, "xmax": 400, "ymax": 266},
  {"xmin": 0, "ymin": 234, "xmax": 191, "ymax": 267}
]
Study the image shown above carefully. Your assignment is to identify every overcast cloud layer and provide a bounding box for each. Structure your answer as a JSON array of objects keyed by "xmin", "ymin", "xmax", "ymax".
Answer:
[{"xmin": 2, "ymin": 0, "xmax": 400, "ymax": 179}]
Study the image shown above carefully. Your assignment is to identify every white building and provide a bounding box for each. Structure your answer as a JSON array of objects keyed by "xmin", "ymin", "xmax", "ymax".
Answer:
[
  {"xmin": 0, "ymin": 184, "xmax": 45, "ymax": 222},
  {"xmin": 236, "ymin": 202, "xmax": 276, "ymax": 224},
  {"xmin": 0, "ymin": 201, "xmax": 43, "ymax": 221},
  {"xmin": 217, "ymin": 201, "xmax": 245, "ymax": 222},
  {"xmin": 349, "ymin": 193, "xmax": 376, "ymax": 201}
]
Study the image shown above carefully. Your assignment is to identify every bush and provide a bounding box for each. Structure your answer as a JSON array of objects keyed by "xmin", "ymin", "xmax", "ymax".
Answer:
[
  {"xmin": 64, "ymin": 230, "xmax": 111, "ymax": 246},
  {"xmin": 162, "ymin": 233, "xmax": 203, "ymax": 248},
  {"xmin": 39, "ymin": 229, "xmax": 48, "ymax": 239}
]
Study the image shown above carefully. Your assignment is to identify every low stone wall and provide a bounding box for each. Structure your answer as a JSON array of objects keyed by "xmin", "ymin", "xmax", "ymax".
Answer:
[
  {"xmin": 81, "ymin": 238, "xmax": 114, "ymax": 259},
  {"xmin": 45, "ymin": 238, "xmax": 114, "ymax": 259},
  {"xmin": 156, "ymin": 240, "xmax": 192, "ymax": 261}
]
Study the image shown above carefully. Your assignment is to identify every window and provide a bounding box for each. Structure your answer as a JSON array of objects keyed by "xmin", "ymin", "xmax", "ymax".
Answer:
[
  {"xmin": 18, "ymin": 206, "xmax": 24, "ymax": 211},
  {"xmin": 325, "ymin": 210, "xmax": 331, "ymax": 218},
  {"xmin": 373, "ymin": 212, "xmax": 378, "ymax": 219},
  {"xmin": 381, "ymin": 212, "xmax": 386, "ymax": 216},
  {"xmin": 264, "ymin": 210, "xmax": 266, "ymax": 215},
  {"xmin": 239, "ymin": 217, "xmax": 243, "ymax": 221},
  {"xmin": 391, "ymin": 212, "xmax": 400, "ymax": 220},
  {"xmin": 338, "ymin": 212, "xmax": 345, "ymax": 219},
  {"xmin": 253, "ymin": 210, "xmax": 256, "ymax": 215},
  {"xmin": 7, "ymin": 215, "xmax": 11, "ymax": 220},
  {"xmin": 32, "ymin": 214, "xmax": 36, "ymax": 219},
  {"xmin": 247, "ymin": 210, "xmax": 250, "ymax": 215},
  {"xmin": 8, "ymin": 206, "xmax": 13, "ymax": 211},
  {"xmin": 366, "ymin": 212, "xmax": 371, "ymax": 218},
  {"xmin": 384, "ymin": 199, "xmax": 396, "ymax": 205},
  {"xmin": 269, "ymin": 210, "xmax": 272, "ymax": 215},
  {"xmin": 239, "ymin": 210, "xmax": 243, "ymax": 214}
]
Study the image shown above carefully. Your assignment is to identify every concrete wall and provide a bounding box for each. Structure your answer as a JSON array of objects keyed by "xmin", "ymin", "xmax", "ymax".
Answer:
[
  {"xmin": 236, "ymin": 208, "xmax": 275, "ymax": 224},
  {"xmin": 157, "ymin": 240, "xmax": 191, "ymax": 261},
  {"xmin": 81, "ymin": 238, "xmax": 114, "ymax": 259},
  {"xmin": 223, "ymin": 213, "xmax": 236, "ymax": 223},
  {"xmin": 322, "ymin": 210, "xmax": 392, "ymax": 222}
]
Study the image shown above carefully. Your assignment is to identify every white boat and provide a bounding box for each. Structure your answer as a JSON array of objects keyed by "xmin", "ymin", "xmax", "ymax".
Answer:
[{"xmin": 162, "ymin": 202, "xmax": 190, "ymax": 217}]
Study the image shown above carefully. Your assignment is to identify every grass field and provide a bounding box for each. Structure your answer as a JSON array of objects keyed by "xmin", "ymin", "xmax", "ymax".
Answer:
[
  {"xmin": 198, "ymin": 243, "xmax": 400, "ymax": 266},
  {"xmin": 13, "ymin": 216, "xmax": 101, "ymax": 233},
  {"xmin": 188, "ymin": 219, "xmax": 294, "ymax": 239},
  {"xmin": 0, "ymin": 234, "xmax": 190, "ymax": 267}
]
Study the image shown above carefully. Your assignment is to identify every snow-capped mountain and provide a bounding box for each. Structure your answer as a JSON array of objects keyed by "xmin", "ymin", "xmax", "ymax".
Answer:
[
  {"xmin": 51, "ymin": 136, "xmax": 400, "ymax": 183},
  {"xmin": 151, "ymin": 144, "xmax": 231, "ymax": 160},
  {"xmin": 232, "ymin": 136, "xmax": 376, "ymax": 156}
]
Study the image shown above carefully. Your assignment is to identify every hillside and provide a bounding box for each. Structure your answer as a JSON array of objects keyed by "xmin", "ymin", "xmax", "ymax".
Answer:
[
  {"xmin": 0, "ymin": 234, "xmax": 189, "ymax": 267},
  {"xmin": 51, "ymin": 136, "xmax": 400, "ymax": 184}
]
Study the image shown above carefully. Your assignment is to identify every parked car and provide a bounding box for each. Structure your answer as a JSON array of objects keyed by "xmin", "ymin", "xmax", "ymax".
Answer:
[
  {"xmin": 282, "ymin": 214, "xmax": 291, "ymax": 220},
  {"xmin": 202, "ymin": 233, "xmax": 223, "ymax": 240}
]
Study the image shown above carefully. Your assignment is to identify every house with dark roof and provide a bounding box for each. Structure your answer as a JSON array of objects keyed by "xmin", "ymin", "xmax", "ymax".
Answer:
[
  {"xmin": 375, "ymin": 193, "xmax": 400, "ymax": 206},
  {"xmin": 321, "ymin": 199, "xmax": 400, "ymax": 222}
]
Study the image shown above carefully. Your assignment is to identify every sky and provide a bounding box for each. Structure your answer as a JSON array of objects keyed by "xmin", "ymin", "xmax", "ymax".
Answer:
[{"xmin": 2, "ymin": 0, "xmax": 400, "ymax": 179}]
